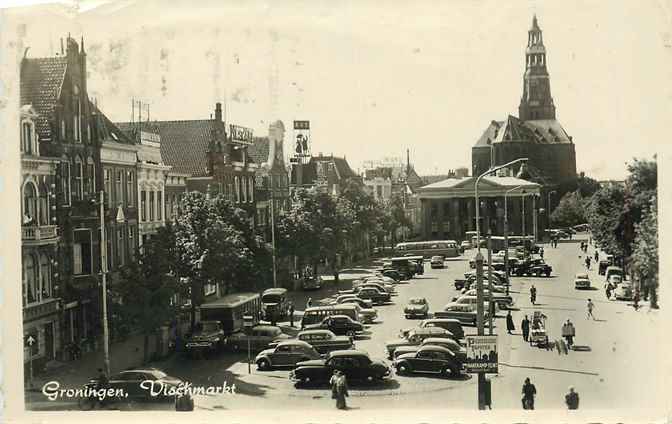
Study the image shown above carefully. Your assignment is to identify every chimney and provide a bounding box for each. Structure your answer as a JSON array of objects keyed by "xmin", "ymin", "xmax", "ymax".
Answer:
[{"xmin": 215, "ymin": 102, "xmax": 222, "ymax": 122}]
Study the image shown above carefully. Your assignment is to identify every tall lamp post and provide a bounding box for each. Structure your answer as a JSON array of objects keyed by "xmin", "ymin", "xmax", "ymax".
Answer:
[
  {"xmin": 474, "ymin": 157, "xmax": 527, "ymax": 410},
  {"xmin": 547, "ymin": 190, "xmax": 556, "ymax": 236},
  {"xmin": 97, "ymin": 191, "xmax": 111, "ymax": 377},
  {"xmin": 269, "ymin": 182, "xmax": 277, "ymax": 289}
]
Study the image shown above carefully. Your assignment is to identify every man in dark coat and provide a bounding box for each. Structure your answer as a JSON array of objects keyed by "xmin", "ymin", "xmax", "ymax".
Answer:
[
  {"xmin": 521, "ymin": 315, "xmax": 530, "ymax": 342},
  {"xmin": 565, "ymin": 386, "xmax": 579, "ymax": 409},
  {"xmin": 522, "ymin": 377, "xmax": 537, "ymax": 409},
  {"xmin": 506, "ymin": 311, "xmax": 515, "ymax": 334}
]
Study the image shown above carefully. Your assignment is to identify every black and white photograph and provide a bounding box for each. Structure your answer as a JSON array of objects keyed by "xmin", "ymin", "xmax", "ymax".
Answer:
[{"xmin": 0, "ymin": 0, "xmax": 669, "ymax": 422}]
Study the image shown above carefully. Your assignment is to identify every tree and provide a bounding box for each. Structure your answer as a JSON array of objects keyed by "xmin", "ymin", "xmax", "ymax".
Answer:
[
  {"xmin": 550, "ymin": 191, "xmax": 586, "ymax": 228},
  {"xmin": 114, "ymin": 226, "xmax": 181, "ymax": 363},
  {"xmin": 586, "ymin": 184, "xmax": 627, "ymax": 258},
  {"xmin": 630, "ymin": 196, "xmax": 658, "ymax": 308}
]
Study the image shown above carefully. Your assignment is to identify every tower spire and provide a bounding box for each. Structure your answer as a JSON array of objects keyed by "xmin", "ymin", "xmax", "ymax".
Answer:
[{"xmin": 518, "ymin": 14, "xmax": 556, "ymax": 121}]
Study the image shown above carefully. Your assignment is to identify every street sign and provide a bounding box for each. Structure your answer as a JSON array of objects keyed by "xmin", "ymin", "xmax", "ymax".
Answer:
[
  {"xmin": 464, "ymin": 335, "xmax": 498, "ymax": 374},
  {"xmin": 25, "ymin": 334, "xmax": 36, "ymax": 347}
]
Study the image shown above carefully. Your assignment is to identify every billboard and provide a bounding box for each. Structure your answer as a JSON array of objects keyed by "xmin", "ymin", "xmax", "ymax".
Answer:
[
  {"xmin": 293, "ymin": 120, "xmax": 310, "ymax": 157},
  {"xmin": 464, "ymin": 335, "xmax": 498, "ymax": 374},
  {"xmin": 229, "ymin": 124, "xmax": 254, "ymax": 144}
]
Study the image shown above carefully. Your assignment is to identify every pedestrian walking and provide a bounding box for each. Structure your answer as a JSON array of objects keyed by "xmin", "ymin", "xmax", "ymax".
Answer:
[
  {"xmin": 561, "ymin": 319, "xmax": 575, "ymax": 349},
  {"xmin": 565, "ymin": 386, "xmax": 580, "ymax": 409},
  {"xmin": 586, "ymin": 299, "xmax": 595, "ymax": 320},
  {"xmin": 585, "ymin": 256, "xmax": 591, "ymax": 270},
  {"xmin": 633, "ymin": 290, "xmax": 641, "ymax": 311},
  {"xmin": 594, "ymin": 251, "xmax": 599, "ymax": 262},
  {"xmin": 306, "ymin": 298, "xmax": 312, "ymax": 309},
  {"xmin": 288, "ymin": 301, "xmax": 295, "ymax": 327},
  {"xmin": 331, "ymin": 370, "xmax": 349, "ymax": 409},
  {"xmin": 522, "ymin": 377, "xmax": 537, "ymax": 410},
  {"xmin": 539, "ymin": 248, "xmax": 544, "ymax": 259},
  {"xmin": 530, "ymin": 285, "xmax": 537, "ymax": 305},
  {"xmin": 521, "ymin": 315, "xmax": 530, "ymax": 342},
  {"xmin": 506, "ymin": 311, "xmax": 515, "ymax": 335},
  {"xmin": 605, "ymin": 282, "xmax": 613, "ymax": 300}
]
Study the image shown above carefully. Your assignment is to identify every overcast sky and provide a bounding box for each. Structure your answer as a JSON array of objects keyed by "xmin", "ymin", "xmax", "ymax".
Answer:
[{"xmin": 6, "ymin": 0, "xmax": 670, "ymax": 179}]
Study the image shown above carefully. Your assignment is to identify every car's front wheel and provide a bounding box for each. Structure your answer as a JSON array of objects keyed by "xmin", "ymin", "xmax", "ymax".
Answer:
[
  {"xmin": 346, "ymin": 330, "xmax": 356, "ymax": 338},
  {"xmin": 257, "ymin": 358, "xmax": 270, "ymax": 371},
  {"xmin": 396, "ymin": 362, "xmax": 411, "ymax": 375}
]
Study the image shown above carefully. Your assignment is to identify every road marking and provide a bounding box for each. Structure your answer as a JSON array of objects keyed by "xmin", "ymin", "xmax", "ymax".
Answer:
[{"xmin": 498, "ymin": 362, "xmax": 599, "ymax": 376}]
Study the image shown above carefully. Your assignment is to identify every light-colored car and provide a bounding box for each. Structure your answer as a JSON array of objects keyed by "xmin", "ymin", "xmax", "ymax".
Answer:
[
  {"xmin": 385, "ymin": 327, "xmax": 454, "ymax": 359},
  {"xmin": 404, "ymin": 297, "xmax": 429, "ymax": 318},
  {"xmin": 255, "ymin": 340, "xmax": 322, "ymax": 370},
  {"xmin": 335, "ymin": 294, "xmax": 373, "ymax": 309},
  {"xmin": 458, "ymin": 289, "xmax": 514, "ymax": 309},
  {"xmin": 430, "ymin": 256, "xmax": 445, "ymax": 269},
  {"xmin": 450, "ymin": 295, "xmax": 499, "ymax": 313},
  {"xmin": 574, "ymin": 273, "xmax": 591, "ymax": 289},
  {"xmin": 613, "ymin": 282, "xmax": 634, "ymax": 300},
  {"xmin": 460, "ymin": 241, "xmax": 471, "ymax": 251}
]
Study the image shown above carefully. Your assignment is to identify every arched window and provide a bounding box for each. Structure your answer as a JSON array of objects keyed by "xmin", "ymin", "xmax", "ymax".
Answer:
[
  {"xmin": 23, "ymin": 182, "xmax": 38, "ymax": 225},
  {"xmin": 38, "ymin": 182, "xmax": 49, "ymax": 225},
  {"xmin": 24, "ymin": 254, "xmax": 37, "ymax": 305},
  {"xmin": 74, "ymin": 156, "xmax": 83, "ymax": 200},
  {"xmin": 21, "ymin": 120, "xmax": 36, "ymax": 154},
  {"xmin": 40, "ymin": 253, "xmax": 51, "ymax": 300}
]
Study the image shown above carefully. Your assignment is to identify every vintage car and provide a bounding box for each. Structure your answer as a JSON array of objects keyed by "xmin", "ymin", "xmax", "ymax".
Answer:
[
  {"xmin": 404, "ymin": 297, "xmax": 429, "ymax": 319},
  {"xmin": 385, "ymin": 327, "xmax": 454, "ymax": 359},
  {"xmin": 297, "ymin": 329, "xmax": 354, "ymax": 354},
  {"xmin": 515, "ymin": 258, "xmax": 553, "ymax": 277},
  {"xmin": 255, "ymin": 340, "xmax": 322, "ymax": 370},
  {"xmin": 434, "ymin": 298, "xmax": 492, "ymax": 325},
  {"xmin": 226, "ymin": 325, "xmax": 291, "ymax": 352},
  {"xmin": 460, "ymin": 240, "xmax": 471, "ymax": 252},
  {"xmin": 379, "ymin": 269, "xmax": 403, "ymax": 281},
  {"xmin": 354, "ymin": 280, "xmax": 396, "ymax": 295},
  {"xmin": 290, "ymin": 350, "xmax": 391, "ymax": 385},
  {"xmin": 430, "ymin": 256, "xmax": 445, "ymax": 269},
  {"xmin": 393, "ymin": 337, "xmax": 466, "ymax": 361},
  {"xmin": 613, "ymin": 281, "xmax": 634, "ymax": 300},
  {"xmin": 393, "ymin": 345, "xmax": 463, "ymax": 377},
  {"xmin": 605, "ymin": 266, "xmax": 624, "ymax": 282},
  {"xmin": 574, "ymin": 273, "xmax": 591, "ymax": 290},
  {"xmin": 184, "ymin": 320, "xmax": 227, "ymax": 356},
  {"xmin": 400, "ymin": 318, "xmax": 463, "ymax": 341},
  {"xmin": 94, "ymin": 368, "xmax": 186, "ymax": 402},
  {"xmin": 302, "ymin": 276, "xmax": 323, "ymax": 290},
  {"xmin": 304, "ymin": 314, "xmax": 364, "ymax": 337},
  {"xmin": 458, "ymin": 289, "xmax": 514, "ymax": 309},
  {"xmin": 348, "ymin": 303, "xmax": 378, "ymax": 324},
  {"xmin": 352, "ymin": 287, "xmax": 391, "ymax": 305},
  {"xmin": 334, "ymin": 294, "xmax": 373, "ymax": 309}
]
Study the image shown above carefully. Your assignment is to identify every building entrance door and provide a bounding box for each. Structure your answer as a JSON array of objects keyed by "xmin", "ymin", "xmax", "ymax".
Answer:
[{"xmin": 44, "ymin": 322, "xmax": 54, "ymax": 360}]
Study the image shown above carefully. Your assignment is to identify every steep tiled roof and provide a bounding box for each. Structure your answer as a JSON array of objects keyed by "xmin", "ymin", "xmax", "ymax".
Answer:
[
  {"xmin": 474, "ymin": 115, "xmax": 571, "ymax": 147},
  {"xmin": 95, "ymin": 106, "xmax": 134, "ymax": 145},
  {"xmin": 248, "ymin": 137, "xmax": 270, "ymax": 166},
  {"xmin": 116, "ymin": 121, "xmax": 162, "ymax": 142},
  {"xmin": 140, "ymin": 120, "xmax": 215, "ymax": 177},
  {"xmin": 20, "ymin": 57, "xmax": 68, "ymax": 140},
  {"xmin": 332, "ymin": 157, "xmax": 358, "ymax": 179},
  {"xmin": 290, "ymin": 161, "xmax": 317, "ymax": 185}
]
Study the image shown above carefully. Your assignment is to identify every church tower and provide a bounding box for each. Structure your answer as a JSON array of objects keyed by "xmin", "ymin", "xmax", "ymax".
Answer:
[{"xmin": 518, "ymin": 15, "xmax": 556, "ymax": 121}]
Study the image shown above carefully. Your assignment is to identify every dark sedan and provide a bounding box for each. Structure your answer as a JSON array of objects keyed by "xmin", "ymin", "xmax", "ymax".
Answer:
[
  {"xmin": 290, "ymin": 350, "xmax": 391, "ymax": 385},
  {"xmin": 107, "ymin": 369, "xmax": 185, "ymax": 401},
  {"xmin": 393, "ymin": 345, "xmax": 462, "ymax": 377},
  {"xmin": 304, "ymin": 315, "xmax": 364, "ymax": 337}
]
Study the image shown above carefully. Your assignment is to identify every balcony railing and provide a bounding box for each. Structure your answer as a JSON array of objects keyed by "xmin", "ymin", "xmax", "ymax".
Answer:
[
  {"xmin": 22, "ymin": 225, "xmax": 58, "ymax": 242},
  {"xmin": 23, "ymin": 297, "xmax": 60, "ymax": 322}
]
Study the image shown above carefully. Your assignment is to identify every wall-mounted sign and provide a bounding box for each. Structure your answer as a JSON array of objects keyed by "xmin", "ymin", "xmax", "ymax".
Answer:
[
  {"xmin": 229, "ymin": 125, "xmax": 254, "ymax": 144},
  {"xmin": 293, "ymin": 120, "xmax": 310, "ymax": 158},
  {"xmin": 464, "ymin": 335, "xmax": 498, "ymax": 374}
]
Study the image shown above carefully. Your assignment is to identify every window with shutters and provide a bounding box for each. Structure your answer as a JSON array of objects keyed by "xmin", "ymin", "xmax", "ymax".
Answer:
[
  {"xmin": 149, "ymin": 191, "xmax": 155, "ymax": 221},
  {"xmin": 116, "ymin": 170, "xmax": 124, "ymax": 206},
  {"xmin": 73, "ymin": 229, "xmax": 92, "ymax": 275},
  {"xmin": 86, "ymin": 157, "xmax": 95, "ymax": 194},
  {"xmin": 141, "ymin": 190, "xmax": 147, "ymax": 221},
  {"xmin": 73, "ymin": 156, "xmax": 83, "ymax": 200},
  {"xmin": 126, "ymin": 171, "xmax": 134, "ymax": 206},
  {"xmin": 157, "ymin": 191, "xmax": 162, "ymax": 220}
]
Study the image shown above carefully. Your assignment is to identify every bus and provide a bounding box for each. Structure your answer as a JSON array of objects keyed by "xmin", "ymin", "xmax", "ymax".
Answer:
[
  {"xmin": 199, "ymin": 292, "xmax": 262, "ymax": 334},
  {"xmin": 394, "ymin": 240, "xmax": 460, "ymax": 258}
]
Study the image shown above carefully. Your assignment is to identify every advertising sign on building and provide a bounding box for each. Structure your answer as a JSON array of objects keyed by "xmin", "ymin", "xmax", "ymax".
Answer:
[
  {"xmin": 293, "ymin": 120, "xmax": 310, "ymax": 158},
  {"xmin": 464, "ymin": 335, "xmax": 498, "ymax": 374},
  {"xmin": 229, "ymin": 125, "xmax": 254, "ymax": 144}
]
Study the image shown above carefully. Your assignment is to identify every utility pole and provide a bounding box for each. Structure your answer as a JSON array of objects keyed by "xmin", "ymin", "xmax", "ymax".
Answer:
[
  {"xmin": 270, "ymin": 185, "xmax": 277, "ymax": 288},
  {"xmin": 487, "ymin": 233, "xmax": 493, "ymax": 335},
  {"xmin": 99, "ymin": 190, "xmax": 110, "ymax": 377}
]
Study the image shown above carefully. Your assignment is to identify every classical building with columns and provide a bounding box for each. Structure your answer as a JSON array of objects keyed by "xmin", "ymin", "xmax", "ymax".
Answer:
[{"xmin": 417, "ymin": 175, "xmax": 541, "ymax": 242}]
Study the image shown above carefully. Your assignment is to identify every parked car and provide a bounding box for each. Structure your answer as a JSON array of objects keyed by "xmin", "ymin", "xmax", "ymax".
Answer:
[
  {"xmin": 297, "ymin": 329, "xmax": 354, "ymax": 354},
  {"xmin": 385, "ymin": 327, "xmax": 454, "ymax": 359},
  {"xmin": 255, "ymin": 340, "xmax": 322, "ymax": 370},
  {"xmin": 393, "ymin": 337, "xmax": 467, "ymax": 362},
  {"xmin": 353, "ymin": 287, "xmax": 391, "ymax": 305},
  {"xmin": 393, "ymin": 345, "xmax": 462, "ymax": 377},
  {"xmin": 460, "ymin": 241, "xmax": 471, "ymax": 252},
  {"xmin": 354, "ymin": 281, "xmax": 395, "ymax": 295},
  {"xmin": 226, "ymin": 325, "xmax": 291, "ymax": 352},
  {"xmin": 574, "ymin": 273, "xmax": 591, "ymax": 290},
  {"xmin": 302, "ymin": 276, "xmax": 323, "ymax": 290},
  {"xmin": 515, "ymin": 258, "xmax": 553, "ymax": 277},
  {"xmin": 334, "ymin": 294, "xmax": 373, "ymax": 309},
  {"xmin": 404, "ymin": 297, "xmax": 429, "ymax": 319},
  {"xmin": 184, "ymin": 320, "xmax": 226, "ymax": 356},
  {"xmin": 379, "ymin": 269, "xmax": 403, "ymax": 281},
  {"xmin": 418, "ymin": 318, "xmax": 464, "ymax": 339},
  {"xmin": 348, "ymin": 302, "xmax": 378, "ymax": 324},
  {"xmin": 290, "ymin": 350, "xmax": 391, "ymax": 385},
  {"xmin": 430, "ymin": 256, "xmax": 445, "ymax": 269},
  {"xmin": 434, "ymin": 299, "xmax": 492, "ymax": 325},
  {"xmin": 613, "ymin": 281, "xmax": 634, "ymax": 300},
  {"xmin": 102, "ymin": 368, "xmax": 186, "ymax": 401},
  {"xmin": 605, "ymin": 266, "xmax": 624, "ymax": 282},
  {"xmin": 304, "ymin": 315, "xmax": 364, "ymax": 337},
  {"xmin": 458, "ymin": 289, "xmax": 514, "ymax": 309}
]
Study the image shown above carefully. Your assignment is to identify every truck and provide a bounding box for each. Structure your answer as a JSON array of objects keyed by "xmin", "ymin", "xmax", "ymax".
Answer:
[{"xmin": 184, "ymin": 292, "xmax": 262, "ymax": 357}]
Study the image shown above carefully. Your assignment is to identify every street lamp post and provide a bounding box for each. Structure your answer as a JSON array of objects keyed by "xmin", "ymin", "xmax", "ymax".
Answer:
[
  {"xmin": 97, "ymin": 191, "xmax": 111, "ymax": 377},
  {"xmin": 547, "ymin": 190, "xmax": 556, "ymax": 237},
  {"xmin": 269, "ymin": 185, "xmax": 277, "ymax": 289},
  {"xmin": 474, "ymin": 157, "xmax": 527, "ymax": 410}
]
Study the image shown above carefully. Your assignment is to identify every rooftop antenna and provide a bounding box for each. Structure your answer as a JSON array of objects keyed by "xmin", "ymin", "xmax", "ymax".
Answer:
[{"xmin": 131, "ymin": 97, "xmax": 135, "ymax": 124}]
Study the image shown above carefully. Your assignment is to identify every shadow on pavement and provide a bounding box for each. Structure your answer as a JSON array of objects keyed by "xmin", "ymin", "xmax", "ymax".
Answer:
[
  {"xmin": 571, "ymin": 345, "xmax": 592, "ymax": 352},
  {"xmin": 295, "ymin": 378, "xmax": 401, "ymax": 391}
]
